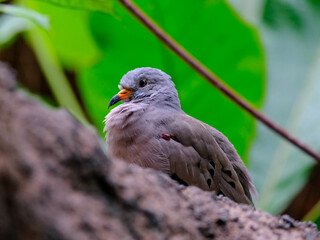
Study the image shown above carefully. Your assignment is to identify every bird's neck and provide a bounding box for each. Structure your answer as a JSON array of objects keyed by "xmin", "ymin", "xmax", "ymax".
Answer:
[{"xmin": 148, "ymin": 89, "xmax": 181, "ymax": 111}]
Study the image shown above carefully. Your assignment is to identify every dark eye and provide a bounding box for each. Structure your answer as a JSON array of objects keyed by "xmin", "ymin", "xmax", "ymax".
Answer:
[{"xmin": 139, "ymin": 78, "xmax": 147, "ymax": 87}]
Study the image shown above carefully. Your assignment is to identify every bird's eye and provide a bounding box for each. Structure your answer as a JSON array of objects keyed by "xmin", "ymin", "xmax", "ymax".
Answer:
[{"xmin": 139, "ymin": 78, "xmax": 148, "ymax": 87}]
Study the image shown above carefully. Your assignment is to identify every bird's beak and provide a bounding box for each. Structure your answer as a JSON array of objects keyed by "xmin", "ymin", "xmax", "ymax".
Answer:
[{"xmin": 108, "ymin": 89, "xmax": 133, "ymax": 109}]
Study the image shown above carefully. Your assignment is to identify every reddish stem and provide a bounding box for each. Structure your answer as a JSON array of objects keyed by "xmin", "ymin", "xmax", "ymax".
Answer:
[{"xmin": 118, "ymin": 0, "xmax": 320, "ymax": 162}]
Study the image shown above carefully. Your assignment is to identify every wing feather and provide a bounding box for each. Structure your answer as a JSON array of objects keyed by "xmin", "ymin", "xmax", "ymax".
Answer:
[{"xmin": 157, "ymin": 113, "xmax": 255, "ymax": 205}]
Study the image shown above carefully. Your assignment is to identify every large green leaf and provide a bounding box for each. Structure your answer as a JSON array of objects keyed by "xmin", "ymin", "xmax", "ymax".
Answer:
[
  {"xmin": 24, "ymin": 0, "xmax": 101, "ymax": 69},
  {"xmin": 227, "ymin": 0, "xmax": 264, "ymax": 26},
  {"xmin": 78, "ymin": 0, "xmax": 265, "ymax": 162},
  {"xmin": 231, "ymin": 0, "xmax": 320, "ymax": 213},
  {"xmin": 33, "ymin": 0, "xmax": 113, "ymax": 14}
]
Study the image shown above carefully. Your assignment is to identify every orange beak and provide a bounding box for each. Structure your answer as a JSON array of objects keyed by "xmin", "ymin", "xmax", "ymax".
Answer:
[
  {"xmin": 118, "ymin": 89, "xmax": 133, "ymax": 100},
  {"xmin": 108, "ymin": 89, "xmax": 133, "ymax": 108}
]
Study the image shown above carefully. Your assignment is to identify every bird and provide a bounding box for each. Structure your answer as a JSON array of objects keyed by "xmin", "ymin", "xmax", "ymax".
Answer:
[{"xmin": 104, "ymin": 67, "xmax": 258, "ymax": 205}]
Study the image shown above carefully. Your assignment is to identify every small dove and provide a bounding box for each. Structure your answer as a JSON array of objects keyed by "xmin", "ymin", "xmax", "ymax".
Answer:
[{"xmin": 105, "ymin": 67, "xmax": 257, "ymax": 205}]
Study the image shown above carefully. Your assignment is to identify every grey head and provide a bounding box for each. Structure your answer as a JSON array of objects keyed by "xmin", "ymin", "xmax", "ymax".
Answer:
[{"xmin": 108, "ymin": 67, "xmax": 181, "ymax": 109}]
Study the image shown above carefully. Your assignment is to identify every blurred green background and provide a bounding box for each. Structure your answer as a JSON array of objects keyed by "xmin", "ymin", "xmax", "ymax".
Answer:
[{"xmin": 0, "ymin": 0, "xmax": 319, "ymax": 228}]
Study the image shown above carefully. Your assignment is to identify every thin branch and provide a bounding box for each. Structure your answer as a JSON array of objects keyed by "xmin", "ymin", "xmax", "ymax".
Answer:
[{"xmin": 118, "ymin": 0, "xmax": 320, "ymax": 163}]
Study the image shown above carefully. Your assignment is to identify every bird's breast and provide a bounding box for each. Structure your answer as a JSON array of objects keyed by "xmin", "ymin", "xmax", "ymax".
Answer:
[{"xmin": 105, "ymin": 104, "xmax": 169, "ymax": 172}]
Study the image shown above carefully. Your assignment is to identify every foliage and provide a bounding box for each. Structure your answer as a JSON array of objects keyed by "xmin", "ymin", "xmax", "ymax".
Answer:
[
  {"xmin": 35, "ymin": 0, "xmax": 113, "ymax": 13},
  {"xmin": 229, "ymin": 0, "xmax": 320, "ymax": 215},
  {"xmin": 303, "ymin": 200, "xmax": 320, "ymax": 225},
  {"xmin": 0, "ymin": 2, "xmax": 48, "ymax": 45},
  {"xmin": 0, "ymin": 3, "xmax": 49, "ymax": 28}
]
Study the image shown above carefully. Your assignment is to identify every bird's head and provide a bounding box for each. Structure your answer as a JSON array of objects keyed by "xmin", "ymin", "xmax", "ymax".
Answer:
[{"xmin": 108, "ymin": 67, "xmax": 180, "ymax": 109}]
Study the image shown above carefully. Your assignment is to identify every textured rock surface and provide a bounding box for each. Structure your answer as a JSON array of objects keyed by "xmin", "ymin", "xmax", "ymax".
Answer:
[{"xmin": 0, "ymin": 62, "xmax": 319, "ymax": 240}]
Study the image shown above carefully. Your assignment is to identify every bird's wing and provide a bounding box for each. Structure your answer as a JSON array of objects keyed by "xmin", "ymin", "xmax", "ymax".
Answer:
[{"xmin": 157, "ymin": 112, "xmax": 253, "ymax": 205}]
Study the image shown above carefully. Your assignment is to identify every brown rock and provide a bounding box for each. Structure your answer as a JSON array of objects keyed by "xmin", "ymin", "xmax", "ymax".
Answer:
[{"xmin": 0, "ymin": 62, "xmax": 319, "ymax": 240}]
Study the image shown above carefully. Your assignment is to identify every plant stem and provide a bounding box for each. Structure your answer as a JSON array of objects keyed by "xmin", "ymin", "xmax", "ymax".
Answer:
[{"xmin": 27, "ymin": 26, "xmax": 88, "ymax": 125}]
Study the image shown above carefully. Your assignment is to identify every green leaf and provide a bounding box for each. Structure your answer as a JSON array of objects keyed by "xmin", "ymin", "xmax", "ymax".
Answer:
[
  {"xmin": 227, "ymin": 0, "xmax": 265, "ymax": 25},
  {"xmin": 0, "ymin": 4, "xmax": 49, "ymax": 29},
  {"xmin": 78, "ymin": 0, "xmax": 265, "ymax": 162},
  {"xmin": 303, "ymin": 200, "xmax": 320, "ymax": 226},
  {"xmin": 247, "ymin": 0, "xmax": 320, "ymax": 213},
  {"xmin": 0, "ymin": 15, "xmax": 30, "ymax": 45},
  {"xmin": 33, "ymin": 0, "xmax": 113, "ymax": 14},
  {"xmin": 316, "ymin": 217, "xmax": 320, "ymax": 231},
  {"xmin": 22, "ymin": 0, "xmax": 101, "ymax": 69}
]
